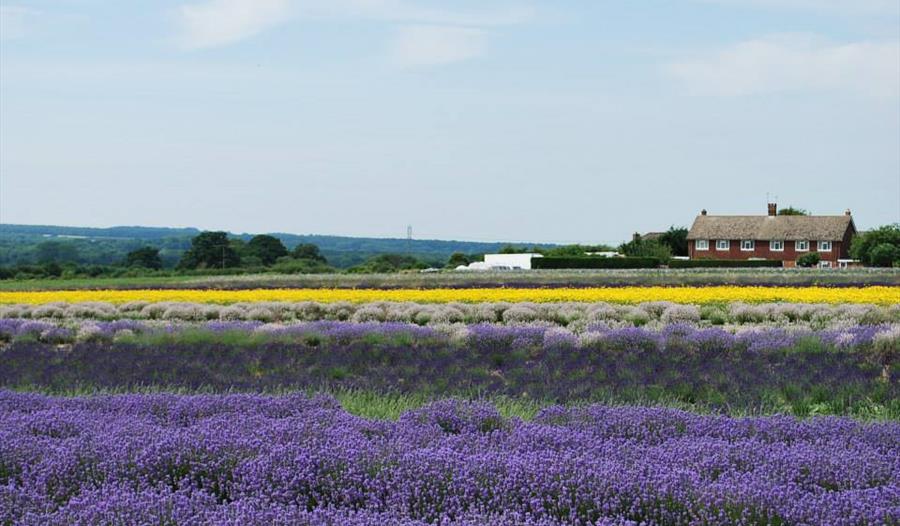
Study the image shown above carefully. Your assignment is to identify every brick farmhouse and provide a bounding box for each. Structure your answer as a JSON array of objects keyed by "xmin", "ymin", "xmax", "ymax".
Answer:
[{"xmin": 686, "ymin": 204, "xmax": 857, "ymax": 268}]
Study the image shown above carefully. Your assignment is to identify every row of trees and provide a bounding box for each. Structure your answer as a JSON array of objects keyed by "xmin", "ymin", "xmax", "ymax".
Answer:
[{"xmin": 167, "ymin": 232, "xmax": 329, "ymax": 271}]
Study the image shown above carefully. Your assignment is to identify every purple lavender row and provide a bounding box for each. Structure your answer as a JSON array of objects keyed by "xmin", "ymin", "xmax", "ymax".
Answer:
[
  {"xmin": 1, "ymin": 392, "xmax": 897, "ymax": 525},
  {"xmin": 1, "ymin": 317, "xmax": 897, "ymax": 352},
  {"xmin": 3, "ymin": 300, "xmax": 898, "ymax": 328}
]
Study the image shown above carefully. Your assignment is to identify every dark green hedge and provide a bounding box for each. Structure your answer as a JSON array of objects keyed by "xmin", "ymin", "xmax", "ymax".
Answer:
[
  {"xmin": 668, "ymin": 259, "xmax": 782, "ymax": 268},
  {"xmin": 532, "ymin": 257, "xmax": 660, "ymax": 269}
]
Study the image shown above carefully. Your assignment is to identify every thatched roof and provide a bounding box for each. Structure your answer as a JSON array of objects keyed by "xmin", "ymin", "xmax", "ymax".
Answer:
[{"xmin": 687, "ymin": 215, "xmax": 855, "ymax": 241}]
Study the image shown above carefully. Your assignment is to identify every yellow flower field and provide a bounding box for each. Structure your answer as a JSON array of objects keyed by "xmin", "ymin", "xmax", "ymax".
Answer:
[{"xmin": 0, "ymin": 286, "xmax": 897, "ymax": 305}]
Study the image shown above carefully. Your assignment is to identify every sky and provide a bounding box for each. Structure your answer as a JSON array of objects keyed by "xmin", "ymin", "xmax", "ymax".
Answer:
[{"xmin": 1, "ymin": 0, "xmax": 899, "ymax": 245}]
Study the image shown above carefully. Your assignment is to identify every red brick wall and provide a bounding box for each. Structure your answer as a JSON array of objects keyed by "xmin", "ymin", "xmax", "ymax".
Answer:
[{"xmin": 688, "ymin": 239, "xmax": 843, "ymax": 264}]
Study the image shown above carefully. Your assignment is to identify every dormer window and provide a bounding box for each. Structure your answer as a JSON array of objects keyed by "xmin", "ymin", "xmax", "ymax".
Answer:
[
  {"xmin": 796, "ymin": 240, "xmax": 809, "ymax": 251},
  {"xmin": 740, "ymin": 240, "xmax": 754, "ymax": 251},
  {"xmin": 716, "ymin": 240, "xmax": 730, "ymax": 250},
  {"xmin": 695, "ymin": 240, "xmax": 709, "ymax": 251},
  {"xmin": 770, "ymin": 240, "xmax": 784, "ymax": 252},
  {"xmin": 818, "ymin": 241, "xmax": 832, "ymax": 252}
]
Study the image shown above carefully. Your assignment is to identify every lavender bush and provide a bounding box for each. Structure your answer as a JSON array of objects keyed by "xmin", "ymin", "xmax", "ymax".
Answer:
[
  {"xmin": 1, "ymin": 317, "xmax": 895, "ymax": 351},
  {"xmin": 2, "ymin": 322, "xmax": 896, "ymax": 415},
  {"xmin": 2, "ymin": 301, "xmax": 898, "ymax": 330},
  {"xmin": 1, "ymin": 391, "xmax": 897, "ymax": 525}
]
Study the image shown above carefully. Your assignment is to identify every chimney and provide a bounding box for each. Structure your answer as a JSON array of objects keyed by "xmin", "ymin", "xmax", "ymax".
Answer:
[
  {"xmin": 844, "ymin": 209, "xmax": 851, "ymax": 216},
  {"xmin": 700, "ymin": 209, "xmax": 707, "ymax": 216},
  {"xmin": 767, "ymin": 203, "xmax": 777, "ymax": 217},
  {"xmin": 632, "ymin": 232, "xmax": 641, "ymax": 242}
]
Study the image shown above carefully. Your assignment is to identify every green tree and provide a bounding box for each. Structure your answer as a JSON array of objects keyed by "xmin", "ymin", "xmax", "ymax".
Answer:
[
  {"xmin": 499, "ymin": 245, "xmax": 529, "ymax": 254},
  {"xmin": 42, "ymin": 262, "xmax": 63, "ymax": 277},
  {"xmin": 796, "ymin": 252, "xmax": 821, "ymax": 268},
  {"xmin": 543, "ymin": 244, "xmax": 615, "ymax": 257},
  {"xmin": 851, "ymin": 224, "xmax": 900, "ymax": 266},
  {"xmin": 271, "ymin": 257, "xmax": 333, "ymax": 274},
  {"xmin": 247, "ymin": 235, "xmax": 288, "ymax": 266},
  {"xmin": 869, "ymin": 243, "xmax": 900, "ymax": 267},
  {"xmin": 124, "ymin": 246, "xmax": 162, "ymax": 269},
  {"xmin": 619, "ymin": 238, "xmax": 672, "ymax": 260},
  {"xmin": 35, "ymin": 241, "xmax": 79, "ymax": 264},
  {"xmin": 658, "ymin": 227, "xmax": 689, "ymax": 257},
  {"xmin": 777, "ymin": 206, "xmax": 809, "ymax": 216},
  {"xmin": 446, "ymin": 252, "xmax": 472, "ymax": 268},
  {"xmin": 348, "ymin": 254, "xmax": 426, "ymax": 273},
  {"xmin": 228, "ymin": 239, "xmax": 250, "ymax": 260},
  {"xmin": 177, "ymin": 231, "xmax": 240, "ymax": 269},
  {"xmin": 292, "ymin": 243, "xmax": 327, "ymax": 263}
]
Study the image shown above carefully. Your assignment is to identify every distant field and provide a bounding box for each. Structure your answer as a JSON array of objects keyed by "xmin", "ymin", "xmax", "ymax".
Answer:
[{"xmin": 1, "ymin": 267, "xmax": 899, "ymax": 291}]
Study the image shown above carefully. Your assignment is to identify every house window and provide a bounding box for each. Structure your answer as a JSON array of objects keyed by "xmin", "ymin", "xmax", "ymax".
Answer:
[
  {"xmin": 819, "ymin": 261, "xmax": 831, "ymax": 269},
  {"xmin": 770, "ymin": 240, "xmax": 784, "ymax": 252},
  {"xmin": 695, "ymin": 240, "xmax": 709, "ymax": 251},
  {"xmin": 818, "ymin": 241, "xmax": 832, "ymax": 252},
  {"xmin": 740, "ymin": 240, "xmax": 755, "ymax": 251},
  {"xmin": 716, "ymin": 240, "xmax": 730, "ymax": 250},
  {"xmin": 795, "ymin": 240, "xmax": 809, "ymax": 251}
]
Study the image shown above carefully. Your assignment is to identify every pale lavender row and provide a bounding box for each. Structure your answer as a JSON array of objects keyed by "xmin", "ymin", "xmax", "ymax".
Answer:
[
  {"xmin": 3, "ymin": 300, "xmax": 898, "ymax": 327},
  {"xmin": 1, "ymin": 317, "xmax": 896, "ymax": 352},
  {"xmin": 1, "ymin": 392, "xmax": 897, "ymax": 526}
]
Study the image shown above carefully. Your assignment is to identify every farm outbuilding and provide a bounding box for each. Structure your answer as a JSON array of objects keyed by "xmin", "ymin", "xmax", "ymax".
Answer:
[
  {"xmin": 483, "ymin": 253, "xmax": 543, "ymax": 270},
  {"xmin": 456, "ymin": 253, "xmax": 543, "ymax": 271}
]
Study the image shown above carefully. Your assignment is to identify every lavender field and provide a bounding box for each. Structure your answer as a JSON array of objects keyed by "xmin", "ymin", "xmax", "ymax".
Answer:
[
  {"xmin": 1, "ymin": 298, "xmax": 898, "ymax": 525},
  {"xmin": 2, "ymin": 391, "xmax": 898, "ymax": 526},
  {"xmin": 5, "ymin": 0, "xmax": 900, "ymax": 522}
]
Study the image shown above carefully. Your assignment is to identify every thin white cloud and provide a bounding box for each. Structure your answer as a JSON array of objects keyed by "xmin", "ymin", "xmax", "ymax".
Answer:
[
  {"xmin": 174, "ymin": 0, "xmax": 292, "ymax": 49},
  {"xmin": 296, "ymin": 0, "xmax": 533, "ymax": 27},
  {"xmin": 697, "ymin": 0, "xmax": 899, "ymax": 16},
  {"xmin": 0, "ymin": 5, "xmax": 38, "ymax": 40},
  {"xmin": 172, "ymin": 0, "xmax": 532, "ymax": 56},
  {"xmin": 389, "ymin": 24, "xmax": 486, "ymax": 67},
  {"xmin": 666, "ymin": 34, "xmax": 900, "ymax": 98}
]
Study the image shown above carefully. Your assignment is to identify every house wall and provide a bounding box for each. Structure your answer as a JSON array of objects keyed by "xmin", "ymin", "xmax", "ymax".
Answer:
[{"xmin": 688, "ymin": 239, "xmax": 845, "ymax": 264}]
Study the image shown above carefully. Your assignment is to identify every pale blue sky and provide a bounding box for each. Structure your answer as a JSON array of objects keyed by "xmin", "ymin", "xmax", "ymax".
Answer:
[{"xmin": 1, "ymin": 0, "xmax": 898, "ymax": 244}]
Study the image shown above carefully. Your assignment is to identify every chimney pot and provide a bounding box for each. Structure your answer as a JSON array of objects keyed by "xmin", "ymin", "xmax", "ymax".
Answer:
[
  {"xmin": 767, "ymin": 203, "xmax": 777, "ymax": 217},
  {"xmin": 844, "ymin": 209, "xmax": 851, "ymax": 216},
  {"xmin": 701, "ymin": 209, "xmax": 707, "ymax": 216}
]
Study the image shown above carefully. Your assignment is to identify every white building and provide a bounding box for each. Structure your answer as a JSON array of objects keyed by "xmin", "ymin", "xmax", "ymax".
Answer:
[{"xmin": 453, "ymin": 253, "xmax": 543, "ymax": 271}]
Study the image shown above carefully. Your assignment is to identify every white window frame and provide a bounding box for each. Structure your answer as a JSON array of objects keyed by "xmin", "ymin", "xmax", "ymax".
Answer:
[
  {"xmin": 795, "ymin": 240, "xmax": 809, "ymax": 252},
  {"xmin": 769, "ymin": 240, "xmax": 784, "ymax": 252},
  {"xmin": 740, "ymin": 240, "xmax": 755, "ymax": 251},
  {"xmin": 715, "ymin": 240, "xmax": 730, "ymax": 251},
  {"xmin": 818, "ymin": 241, "xmax": 832, "ymax": 252},
  {"xmin": 819, "ymin": 261, "xmax": 831, "ymax": 268},
  {"xmin": 695, "ymin": 239, "xmax": 709, "ymax": 251}
]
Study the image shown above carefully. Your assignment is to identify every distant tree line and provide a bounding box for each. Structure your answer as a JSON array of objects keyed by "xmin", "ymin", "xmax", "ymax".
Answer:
[{"xmin": 0, "ymin": 230, "xmax": 444, "ymax": 279}]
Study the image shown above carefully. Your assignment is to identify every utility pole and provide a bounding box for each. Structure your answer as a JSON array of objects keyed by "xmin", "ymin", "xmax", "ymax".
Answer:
[{"xmin": 406, "ymin": 225, "xmax": 412, "ymax": 256}]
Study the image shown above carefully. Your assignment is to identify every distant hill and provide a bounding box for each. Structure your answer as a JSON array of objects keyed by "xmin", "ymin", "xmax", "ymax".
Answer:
[{"xmin": 0, "ymin": 224, "xmax": 546, "ymax": 269}]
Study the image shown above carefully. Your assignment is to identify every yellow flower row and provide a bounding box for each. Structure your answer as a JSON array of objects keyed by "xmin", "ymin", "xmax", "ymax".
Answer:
[{"xmin": 0, "ymin": 286, "xmax": 897, "ymax": 305}]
